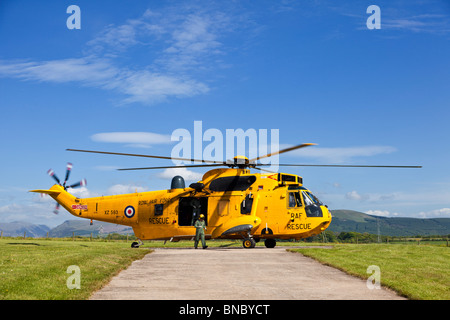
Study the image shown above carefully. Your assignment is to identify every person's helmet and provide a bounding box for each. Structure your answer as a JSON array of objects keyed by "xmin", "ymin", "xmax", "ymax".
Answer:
[{"xmin": 199, "ymin": 214, "xmax": 205, "ymax": 219}]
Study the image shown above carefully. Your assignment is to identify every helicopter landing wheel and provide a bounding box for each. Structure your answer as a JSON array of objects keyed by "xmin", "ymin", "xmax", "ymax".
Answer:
[
  {"xmin": 264, "ymin": 239, "xmax": 276, "ymax": 248},
  {"xmin": 243, "ymin": 238, "xmax": 256, "ymax": 249}
]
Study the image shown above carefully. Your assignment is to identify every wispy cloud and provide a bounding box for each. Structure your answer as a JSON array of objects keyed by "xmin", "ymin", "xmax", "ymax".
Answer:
[
  {"xmin": 0, "ymin": 57, "xmax": 209, "ymax": 105},
  {"xmin": 382, "ymin": 14, "xmax": 450, "ymax": 34},
  {"xmin": 367, "ymin": 208, "xmax": 450, "ymax": 219},
  {"xmin": 0, "ymin": 58, "xmax": 117, "ymax": 84},
  {"xmin": 0, "ymin": 4, "xmax": 240, "ymax": 105},
  {"xmin": 365, "ymin": 210, "xmax": 401, "ymax": 217},
  {"xmin": 158, "ymin": 167, "xmax": 203, "ymax": 181},
  {"xmin": 332, "ymin": 1, "xmax": 450, "ymax": 35},
  {"xmin": 106, "ymin": 184, "xmax": 148, "ymax": 195},
  {"xmin": 289, "ymin": 145, "xmax": 397, "ymax": 163},
  {"xmin": 91, "ymin": 132, "xmax": 172, "ymax": 148}
]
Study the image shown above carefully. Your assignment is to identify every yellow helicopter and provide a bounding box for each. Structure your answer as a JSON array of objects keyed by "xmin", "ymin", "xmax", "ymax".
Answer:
[{"xmin": 31, "ymin": 143, "xmax": 421, "ymax": 248}]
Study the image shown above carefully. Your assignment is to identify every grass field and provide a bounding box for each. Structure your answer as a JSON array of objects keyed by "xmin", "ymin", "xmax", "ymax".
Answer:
[
  {"xmin": 290, "ymin": 244, "xmax": 450, "ymax": 300},
  {"xmin": 0, "ymin": 238, "xmax": 265, "ymax": 299},
  {"xmin": 0, "ymin": 239, "xmax": 150, "ymax": 300},
  {"xmin": 1, "ymin": 238, "xmax": 448, "ymax": 300}
]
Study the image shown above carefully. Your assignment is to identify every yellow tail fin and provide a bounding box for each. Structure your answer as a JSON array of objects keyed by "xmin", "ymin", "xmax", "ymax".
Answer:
[{"xmin": 29, "ymin": 189, "xmax": 62, "ymax": 195}]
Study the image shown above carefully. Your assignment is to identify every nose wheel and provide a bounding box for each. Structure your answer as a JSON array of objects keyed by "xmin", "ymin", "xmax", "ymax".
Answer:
[{"xmin": 243, "ymin": 238, "xmax": 256, "ymax": 248}]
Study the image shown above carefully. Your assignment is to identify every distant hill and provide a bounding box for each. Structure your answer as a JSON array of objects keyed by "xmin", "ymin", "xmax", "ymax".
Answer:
[
  {"xmin": 329, "ymin": 210, "xmax": 450, "ymax": 236},
  {"xmin": 0, "ymin": 220, "xmax": 133, "ymax": 238},
  {"xmin": 49, "ymin": 220, "xmax": 134, "ymax": 237},
  {"xmin": 0, "ymin": 221, "xmax": 50, "ymax": 237}
]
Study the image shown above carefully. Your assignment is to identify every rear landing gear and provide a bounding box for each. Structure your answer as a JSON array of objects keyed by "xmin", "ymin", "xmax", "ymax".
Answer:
[
  {"xmin": 131, "ymin": 239, "xmax": 143, "ymax": 248},
  {"xmin": 264, "ymin": 239, "xmax": 276, "ymax": 248}
]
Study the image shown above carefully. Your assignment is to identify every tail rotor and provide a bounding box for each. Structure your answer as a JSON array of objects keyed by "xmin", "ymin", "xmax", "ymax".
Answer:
[{"xmin": 46, "ymin": 162, "xmax": 87, "ymax": 214}]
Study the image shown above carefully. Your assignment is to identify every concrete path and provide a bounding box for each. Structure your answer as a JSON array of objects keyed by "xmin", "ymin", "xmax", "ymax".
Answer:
[{"xmin": 90, "ymin": 247, "xmax": 406, "ymax": 300}]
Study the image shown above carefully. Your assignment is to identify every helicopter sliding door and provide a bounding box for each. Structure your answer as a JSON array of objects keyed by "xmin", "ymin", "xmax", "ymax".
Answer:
[{"xmin": 178, "ymin": 197, "xmax": 208, "ymax": 226}]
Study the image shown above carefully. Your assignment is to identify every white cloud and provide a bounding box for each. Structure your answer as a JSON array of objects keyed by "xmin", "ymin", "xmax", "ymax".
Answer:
[
  {"xmin": 0, "ymin": 201, "xmax": 62, "ymax": 226},
  {"xmin": 365, "ymin": 210, "xmax": 400, "ymax": 217},
  {"xmin": 106, "ymin": 184, "xmax": 148, "ymax": 195},
  {"xmin": 86, "ymin": 16, "xmax": 164, "ymax": 54},
  {"xmin": 0, "ymin": 58, "xmax": 118, "ymax": 85},
  {"xmin": 0, "ymin": 5, "xmax": 240, "ymax": 105},
  {"xmin": 0, "ymin": 58, "xmax": 209, "ymax": 105},
  {"xmin": 382, "ymin": 14, "xmax": 450, "ymax": 34},
  {"xmin": 417, "ymin": 208, "xmax": 450, "ymax": 219},
  {"xmin": 91, "ymin": 132, "xmax": 172, "ymax": 147},
  {"xmin": 118, "ymin": 70, "xmax": 209, "ymax": 104},
  {"xmin": 346, "ymin": 190, "xmax": 367, "ymax": 201},
  {"xmin": 291, "ymin": 145, "xmax": 397, "ymax": 163},
  {"xmin": 66, "ymin": 186, "xmax": 94, "ymax": 198},
  {"xmin": 366, "ymin": 208, "xmax": 450, "ymax": 219},
  {"xmin": 158, "ymin": 167, "xmax": 203, "ymax": 181}
]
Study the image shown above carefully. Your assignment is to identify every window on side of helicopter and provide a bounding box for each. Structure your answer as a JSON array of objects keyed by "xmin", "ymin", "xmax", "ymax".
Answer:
[
  {"xmin": 209, "ymin": 176, "xmax": 257, "ymax": 192},
  {"xmin": 288, "ymin": 192, "xmax": 296, "ymax": 207},
  {"xmin": 295, "ymin": 192, "xmax": 302, "ymax": 207},
  {"xmin": 288, "ymin": 192, "xmax": 302, "ymax": 207},
  {"xmin": 154, "ymin": 204, "xmax": 164, "ymax": 216}
]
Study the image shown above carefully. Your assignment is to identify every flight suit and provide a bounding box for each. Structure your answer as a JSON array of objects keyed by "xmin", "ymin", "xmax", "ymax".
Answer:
[{"xmin": 194, "ymin": 218, "xmax": 207, "ymax": 249}]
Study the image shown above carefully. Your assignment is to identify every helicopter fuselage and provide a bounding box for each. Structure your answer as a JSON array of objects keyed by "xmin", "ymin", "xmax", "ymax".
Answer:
[{"xmin": 37, "ymin": 168, "xmax": 332, "ymax": 246}]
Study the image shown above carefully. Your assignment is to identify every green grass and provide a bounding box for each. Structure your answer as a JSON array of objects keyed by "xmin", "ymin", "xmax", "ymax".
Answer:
[
  {"xmin": 0, "ymin": 237, "xmax": 326, "ymax": 300},
  {"xmin": 290, "ymin": 244, "xmax": 450, "ymax": 300},
  {"xmin": 0, "ymin": 239, "xmax": 150, "ymax": 300},
  {"xmin": 5, "ymin": 238, "xmax": 446, "ymax": 300}
]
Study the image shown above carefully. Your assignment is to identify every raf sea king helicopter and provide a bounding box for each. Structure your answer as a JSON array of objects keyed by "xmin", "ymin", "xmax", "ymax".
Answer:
[{"xmin": 31, "ymin": 143, "xmax": 420, "ymax": 248}]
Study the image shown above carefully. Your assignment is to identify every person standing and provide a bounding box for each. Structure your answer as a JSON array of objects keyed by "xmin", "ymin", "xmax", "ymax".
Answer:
[{"xmin": 194, "ymin": 214, "xmax": 207, "ymax": 249}]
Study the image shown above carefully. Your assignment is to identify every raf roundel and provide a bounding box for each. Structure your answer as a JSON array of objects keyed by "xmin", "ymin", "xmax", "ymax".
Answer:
[{"xmin": 124, "ymin": 205, "xmax": 135, "ymax": 218}]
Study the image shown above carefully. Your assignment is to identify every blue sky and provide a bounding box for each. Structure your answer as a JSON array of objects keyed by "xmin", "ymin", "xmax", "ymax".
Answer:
[{"xmin": 1, "ymin": 0, "xmax": 449, "ymax": 227}]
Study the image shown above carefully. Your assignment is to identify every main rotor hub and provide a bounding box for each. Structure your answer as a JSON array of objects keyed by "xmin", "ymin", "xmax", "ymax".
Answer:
[{"xmin": 229, "ymin": 156, "xmax": 255, "ymax": 169}]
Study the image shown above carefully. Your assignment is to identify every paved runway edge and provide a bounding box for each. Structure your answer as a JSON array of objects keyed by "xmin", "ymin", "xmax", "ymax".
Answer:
[{"xmin": 90, "ymin": 247, "xmax": 406, "ymax": 301}]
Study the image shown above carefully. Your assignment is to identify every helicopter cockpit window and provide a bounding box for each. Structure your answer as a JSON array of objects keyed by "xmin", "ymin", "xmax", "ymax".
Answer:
[
  {"xmin": 302, "ymin": 191, "xmax": 323, "ymax": 217},
  {"xmin": 288, "ymin": 193, "xmax": 296, "ymax": 207},
  {"xmin": 288, "ymin": 192, "xmax": 302, "ymax": 207},
  {"xmin": 302, "ymin": 191, "xmax": 314, "ymax": 206},
  {"xmin": 304, "ymin": 191, "xmax": 323, "ymax": 205}
]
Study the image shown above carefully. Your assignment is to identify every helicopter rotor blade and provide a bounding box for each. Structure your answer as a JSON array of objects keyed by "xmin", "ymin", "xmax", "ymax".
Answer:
[
  {"xmin": 53, "ymin": 203, "xmax": 60, "ymax": 215},
  {"xmin": 257, "ymin": 164, "xmax": 422, "ymax": 168},
  {"xmin": 118, "ymin": 164, "xmax": 224, "ymax": 171},
  {"xmin": 47, "ymin": 169, "xmax": 61, "ymax": 185},
  {"xmin": 67, "ymin": 179, "xmax": 87, "ymax": 189},
  {"xmin": 249, "ymin": 143, "xmax": 317, "ymax": 163},
  {"xmin": 252, "ymin": 166, "xmax": 276, "ymax": 173},
  {"xmin": 63, "ymin": 162, "xmax": 73, "ymax": 187},
  {"xmin": 67, "ymin": 149, "xmax": 225, "ymax": 165}
]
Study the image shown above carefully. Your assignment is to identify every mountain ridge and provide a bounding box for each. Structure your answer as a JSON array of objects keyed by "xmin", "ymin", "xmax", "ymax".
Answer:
[{"xmin": 329, "ymin": 210, "xmax": 450, "ymax": 236}]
